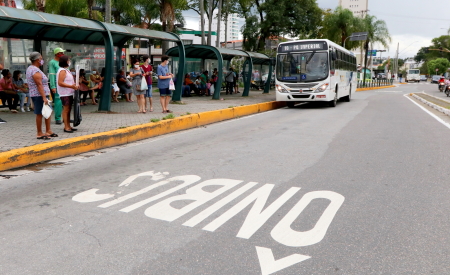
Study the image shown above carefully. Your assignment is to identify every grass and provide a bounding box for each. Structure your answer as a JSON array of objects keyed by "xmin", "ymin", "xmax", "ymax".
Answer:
[
  {"xmin": 150, "ymin": 118, "xmax": 160, "ymax": 123},
  {"xmin": 228, "ymin": 106, "xmax": 235, "ymax": 108},
  {"xmin": 118, "ymin": 126, "xmax": 129, "ymax": 129},
  {"xmin": 161, "ymin": 113, "xmax": 175, "ymax": 120}
]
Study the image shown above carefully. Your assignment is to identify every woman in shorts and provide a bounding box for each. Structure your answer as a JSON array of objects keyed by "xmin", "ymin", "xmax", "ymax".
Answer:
[
  {"xmin": 57, "ymin": 55, "xmax": 78, "ymax": 133},
  {"xmin": 26, "ymin": 52, "xmax": 57, "ymax": 139}
]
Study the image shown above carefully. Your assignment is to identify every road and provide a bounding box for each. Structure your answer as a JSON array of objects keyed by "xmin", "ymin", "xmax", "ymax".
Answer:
[{"xmin": 1, "ymin": 82, "xmax": 450, "ymax": 275}]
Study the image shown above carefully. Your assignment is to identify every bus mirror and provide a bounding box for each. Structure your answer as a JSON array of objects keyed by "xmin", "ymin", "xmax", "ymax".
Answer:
[{"xmin": 332, "ymin": 52, "xmax": 337, "ymax": 61}]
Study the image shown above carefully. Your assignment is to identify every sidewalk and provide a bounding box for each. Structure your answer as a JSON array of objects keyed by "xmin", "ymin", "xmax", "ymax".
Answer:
[{"xmin": 0, "ymin": 89, "xmax": 276, "ymax": 152}]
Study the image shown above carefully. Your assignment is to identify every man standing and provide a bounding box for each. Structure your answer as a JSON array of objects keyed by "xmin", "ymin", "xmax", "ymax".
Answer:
[
  {"xmin": 49, "ymin": 47, "xmax": 64, "ymax": 125},
  {"xmin": 398, "ymin": 73, "xmax": 403, "ymax": 83},
  {"xmin": 225, "ymin": 68, "xmax": 234, "ymax": 95},
  {"xmin": 157, "ymin": 55, "xmax": 174, "ymax": 113}
]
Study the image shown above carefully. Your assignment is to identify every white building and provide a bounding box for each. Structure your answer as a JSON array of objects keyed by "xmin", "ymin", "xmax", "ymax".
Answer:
[
  {"xmin": 199, "ymin": 11, "xmax": 240, "ymax": 43},
  {"xmin": 339, "ymin": 0, "xmax": 369, "ymax": 17}
]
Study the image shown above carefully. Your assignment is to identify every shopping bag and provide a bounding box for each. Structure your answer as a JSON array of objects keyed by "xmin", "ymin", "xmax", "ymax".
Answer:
[
  {"xmin": 140, "ymin": 77, "xmax": 148, "ymax": 91},
  {"xmin": 210, "ymin": 83, "xmax": 215, "ymax": 94},
  {"xmin": 169, "ymin": 78, "xmax": 175, "ymax": 90},
  {"xmin": 42, "ymin": 100, "xmax": 53, "ymax": 119}
]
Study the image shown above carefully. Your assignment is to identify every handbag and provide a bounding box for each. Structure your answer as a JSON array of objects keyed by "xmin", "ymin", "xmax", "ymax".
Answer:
[
  {"xmin": 169, "ymin": 78, "xmax": 175, "ymax": 90},
  {"xmin": 140, "ymin": 76, "xmax": 148, "ymax": 91},
  {"xmin": 42, "ymin": 100, "xmax": 53, "ymax": 119}
]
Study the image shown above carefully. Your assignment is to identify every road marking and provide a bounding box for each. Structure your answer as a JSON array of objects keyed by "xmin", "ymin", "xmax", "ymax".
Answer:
[
  {"xmin": 256, "ymin": 246, "xmax": 310, "ymax": 275},
  {"xmin": 72, "ymin": 171, "xmax": 345, "ymax": 274},
  {"xmin": 404, "ymin": 94, "xmax": 450, "ymax": 130}
]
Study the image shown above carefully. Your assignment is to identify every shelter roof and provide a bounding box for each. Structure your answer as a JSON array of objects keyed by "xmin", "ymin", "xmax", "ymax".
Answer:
[{"xmin": 0, "ymin": 6, "xmax": 180, "ymax": 45}]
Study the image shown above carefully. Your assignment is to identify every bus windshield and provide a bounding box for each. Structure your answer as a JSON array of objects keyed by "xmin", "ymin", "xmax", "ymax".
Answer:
[
  {"xmin": 276, "ymin": 52, "xmax": 328, "ymax": 82},
  {"xmin": 408, "ymin": 69, "xmax": 419, "ymax": 74}
]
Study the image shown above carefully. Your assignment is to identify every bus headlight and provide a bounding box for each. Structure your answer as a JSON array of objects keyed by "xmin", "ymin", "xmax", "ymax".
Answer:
[
  {"xmin": 276, "ymin": 85, "xmax": 290, "ymax": 93},
  {"xmin": 314, "ymin": 83, "xmax": 329, "ymax": 93}
]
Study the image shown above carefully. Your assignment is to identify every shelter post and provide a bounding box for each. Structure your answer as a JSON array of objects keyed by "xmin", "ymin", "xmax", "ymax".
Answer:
[
  {"xmin": 93, "ymin": 20, "xmax": 114, "ymax": 112},
  {"xmin": 263, "ymin": 60, "xmax": 273, "ymax": 94},
  {"xmin": 170, "ymin": 34, "xmax": 185, "ymax": 102}
]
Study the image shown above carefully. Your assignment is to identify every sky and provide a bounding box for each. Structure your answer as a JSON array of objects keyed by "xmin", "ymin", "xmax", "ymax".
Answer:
[
  {"xmin": 14, "ymin": 0, "xmax": 450, "ymax": 59},
  {"xmin": 183, "ymin": 0, "xmax": 450, "ymax": 60}
]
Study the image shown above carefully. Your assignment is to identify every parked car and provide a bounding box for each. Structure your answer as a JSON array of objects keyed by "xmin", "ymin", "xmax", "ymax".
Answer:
[
  {"xmin": 420, "ymin": 75, "xmax": 427, "ymax": 81},
  {"xmin": 431, "ymin": 75, "xmax": 441, "ymax": 83},
  {"xmin": 377, "ymin": 73, "xmax": 387, "ymax": 79}
]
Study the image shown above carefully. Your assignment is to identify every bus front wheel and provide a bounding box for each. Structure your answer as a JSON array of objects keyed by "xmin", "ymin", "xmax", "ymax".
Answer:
[
  {"xmin": 329, "ymin": 91, "xmax": 338, "ymax": 107},
  {"xmin": 287, "ymin": 102, "xmax": 295, "ymax": 108}
]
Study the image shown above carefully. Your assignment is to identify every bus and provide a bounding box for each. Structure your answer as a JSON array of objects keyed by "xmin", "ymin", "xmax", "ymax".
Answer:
[
  {"xmin": 406, "ymin": 69, "xmax": 420, "ymax": 83},
  {"xmin": 275, "ymin": 39, "xmax": 357, "ymax": 108}
]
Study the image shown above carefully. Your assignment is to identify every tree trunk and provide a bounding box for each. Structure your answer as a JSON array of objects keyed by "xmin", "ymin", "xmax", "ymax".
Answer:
[
  {"xmin": 161, "ymin": 0, "xmax": 175, "ymax": 54},
  {"xmin": 207, "ymin": 0, "xmax": 213, "ymax": 45},
  {"xmin": 224, "ymin": 11, "xmax": 228, "ymax": 48},
  {"xmin": 216, "ymin": 0, "xmax": 222, "ymax": 47},
  {"xmin": 200, "ymin": 0, "xmax": 205, "ymax": 45},
  {"xmin": 87, "ymin": 0, "xmax": 94, "ymax": 19},
  {"xmin": 255, "ymin": 0, "xmax": 265, "ymax": 51}
]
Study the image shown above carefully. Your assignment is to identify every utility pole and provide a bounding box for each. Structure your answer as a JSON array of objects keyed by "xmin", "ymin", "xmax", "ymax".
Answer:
[
  {"xmin": 395, "ymin": 42, "xmax": 399, "ymax": 76},
  {"xmin": 105, "ymin": 0, "xmax": 111, "ymax": 23}
]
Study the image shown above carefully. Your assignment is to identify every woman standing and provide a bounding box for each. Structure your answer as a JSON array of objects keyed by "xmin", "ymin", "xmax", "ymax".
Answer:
[
  {"xmin": 140, "ymin": 55, "xmax": 153, "ymax": 112},
  {"xmin": 12, "ymin": 70, "xmax": 31, "ymax": 112},
  {"xmin": 57, "ymin": 55, "xmax": 78, "ymax": 133},
  {"xmin": 130, "ymin": 59, "xmax": 146, "ymax": 113},
  {"xmin": 26, "ymin": 52, "xmax": 57, "ymax": 139},
  {"xmin": 0, "ymin": 69, "xmax": 19, "ymax": 113}
]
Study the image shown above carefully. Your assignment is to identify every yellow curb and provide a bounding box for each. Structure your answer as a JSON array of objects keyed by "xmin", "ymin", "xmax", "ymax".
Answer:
[
  {"xmin": 0, "ymin": 101, "xmax": 287, "ymax": 171},
  {"xmin": 356, "ymin": 85, "xmax": 396, "ymax": 92}
]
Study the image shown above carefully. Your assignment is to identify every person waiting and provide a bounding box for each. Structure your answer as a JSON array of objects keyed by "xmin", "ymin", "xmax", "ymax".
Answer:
[
  {"xmin": 184, "ymin": 73, "xmax": 199, "ymax": 96},
  {"xmin": 116, "ymin": 69, "xmax": 132, "ymax": 102},
  {"xmin": 0, "ymin": 69, "xmax": 19, "ymax": 113},
  {"xmin": 12, "ymin": 70, "xmax": 31, "ymax": 112},
  {"xmin": 79, "ymin": 69, "xmax": 94, "ymax": 105},
  {"xmin": 57, "ymin": 55, "xmax": 78, "ymax": 133},
  {"xmin": 89, "ymin": 69, "xmax": 102, "ymax": 105}
]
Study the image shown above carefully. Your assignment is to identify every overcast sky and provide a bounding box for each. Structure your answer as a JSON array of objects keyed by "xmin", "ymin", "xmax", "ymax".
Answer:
[
  {"xmin": 14, "ymin": 0, "xmax": 450, "ymax": 59},
  {"xmin": 184, "ymin": 0, "xmax": 450, "ymax": 59}
]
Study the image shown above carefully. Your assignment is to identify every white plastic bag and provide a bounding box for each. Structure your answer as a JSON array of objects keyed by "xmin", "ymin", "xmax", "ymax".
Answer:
[
  {"xmin": 210, "ymin": 83, "xmax": 215, "ymax": 94},
  {"xmin": 42, "ymin": 100, "xmax": 53, "ymax": 119},
  {"xmin": 140, "ymin": 77, "xmax": 148, "ymax": 91},
  {"xmin": 113, "ymin": 83, "xmax": 120, "ymax": 92},
  {"xmin": 169, "ymin": 78, "xmax": 175, "ymax": 90}
]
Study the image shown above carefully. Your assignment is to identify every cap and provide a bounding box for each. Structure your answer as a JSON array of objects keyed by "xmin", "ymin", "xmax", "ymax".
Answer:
[
  {"xmin": 29, "ymin": 51, "xmax": 41, "ymax": 62},
  {"xmin": 54, "ymin": 47, "xmax": 65, "ymax": 55}
]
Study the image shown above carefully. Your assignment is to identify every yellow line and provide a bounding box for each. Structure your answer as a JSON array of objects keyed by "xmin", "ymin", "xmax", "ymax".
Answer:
[
  {"xmin": 356, "ymin": 85, "xmax": 396, "ymax": 91},
  {"xmin": 0, "ymin": 101, "xmax": 286, "ymax": 171}
]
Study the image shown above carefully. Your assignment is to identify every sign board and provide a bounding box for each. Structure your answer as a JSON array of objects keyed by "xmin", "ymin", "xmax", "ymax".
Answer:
[
  {"xmin": 368, "ymin": 50, "xmax": 377, "ymax": 56},
  {"xmin": 349, "ymin": 32, "xmax": 368, "ymax": 41},
  {"xmin": 278, "ymin": 41, "xmax": 327, "ymax": 53}
]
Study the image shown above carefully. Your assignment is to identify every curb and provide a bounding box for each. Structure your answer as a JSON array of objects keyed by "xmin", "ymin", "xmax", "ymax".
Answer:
[
  {"xmin": 356, "ymin": 85, "xmax": 396, "ymax": 92},
  {"xmin": 411, "ymin": 93, "xmax": 450, "ymax": 116},
  {"xmin": 0, "ymin": 101, "xmax": 286, "ymax": 171}
]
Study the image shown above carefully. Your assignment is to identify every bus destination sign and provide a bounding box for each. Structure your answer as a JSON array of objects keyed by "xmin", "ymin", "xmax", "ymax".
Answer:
[{"xmin": 278, "ymin": 41, "xmax": 327, "ymax": 53}]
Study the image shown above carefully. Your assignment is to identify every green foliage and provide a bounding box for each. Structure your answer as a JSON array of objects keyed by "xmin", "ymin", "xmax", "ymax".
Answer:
[
  {"xmin": 162, "ymin": 113, "xmax": 176, "ymax": 120},
  {"xmin": 427, "ymin": 58, "xmax": 450, "ymax": 75},
  {"xmin": 414, "ymin": 47, "xmax": 428, "ymax": 63},
  {"xmin": 321, "ymin": 6, "xmax": 362, "ymax": 50},
  {"xmin": 150, "ymin": 118, "xmax": 161, "ymax": 122}
]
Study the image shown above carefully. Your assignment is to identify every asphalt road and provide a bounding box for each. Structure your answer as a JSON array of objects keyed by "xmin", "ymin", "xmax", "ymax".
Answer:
[{"xmin": 1, "ymin": 82, "xmax": 450, "ymax": 275}]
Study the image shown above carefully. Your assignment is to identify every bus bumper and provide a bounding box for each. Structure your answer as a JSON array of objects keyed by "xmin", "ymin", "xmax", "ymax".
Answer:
[{"xmin": 276, "ymin": 91, "xmax": 329, "ymax": 102}]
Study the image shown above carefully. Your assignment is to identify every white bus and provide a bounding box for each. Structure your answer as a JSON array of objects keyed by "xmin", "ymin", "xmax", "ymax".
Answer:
[
  {"xmin": 406, "ymin": 69, "xmax": 420, "ymax": 83},
  {"xmin": 275, "ymin": 39, "xmax": 357, "ymax": 107}
]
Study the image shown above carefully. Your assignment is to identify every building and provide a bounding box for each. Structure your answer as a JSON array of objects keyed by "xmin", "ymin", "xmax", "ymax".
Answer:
[
  {"xmin": 0, "ymin": 1, "xmax": 17, "ymax": 8},
  {"xmin": 339, "ymin": 0, "xmax": 369, "ymax": 66},
  {"xmin": 338, "ymin": 0, "xmax": 369, "ymax": 17},
  {"xmin": 199, "ymin": 11, "xmax": 240, "ymax": 43}
]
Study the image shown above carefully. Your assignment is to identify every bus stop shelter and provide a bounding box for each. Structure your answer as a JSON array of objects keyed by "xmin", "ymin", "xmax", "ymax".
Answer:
[
  {"xmin": 0, "ymin": 6, "xmax": 186, "ymax": 111},
  {"xmin": 165, "ymin": 45, "xmax": 273, "ymax": 99}
]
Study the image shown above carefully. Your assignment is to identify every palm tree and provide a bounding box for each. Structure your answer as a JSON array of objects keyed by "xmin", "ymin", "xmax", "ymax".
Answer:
[
  {"xmin": 200, "ymin": 0, "xmax": 205, "ymax": 44},
  {"xmin": 362, "ymin": 15, "xmax": 391, "ymax": 85},
  {"xmin": 216, "ymin": 0, "xmax": 222, "ymax": 47},
  {"xmin": 321, "ymin": 7, "xmax": 362, "ymax": 50}
]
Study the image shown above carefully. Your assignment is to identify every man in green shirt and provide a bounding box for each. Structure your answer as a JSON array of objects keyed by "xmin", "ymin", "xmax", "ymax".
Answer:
[
  {"xmin": 49, "ymin": 47, "xmax": 64, "ymax": 124},
  {"xmin": 200, "ymin": 70, "xmax": 208, "ymax": 96}
]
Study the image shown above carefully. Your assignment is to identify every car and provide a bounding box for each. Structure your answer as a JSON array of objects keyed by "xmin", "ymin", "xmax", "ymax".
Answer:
[
  {"xmin": 420, "ymin": 75, "xmax": 427, "ymax": 81},
  {"xmin": 431, "ymin": 75, "xmax": 441, "ymax": 83},
  {"xmin": 376, "ymin": 73, "xmax": 387, "ymax": 79}
]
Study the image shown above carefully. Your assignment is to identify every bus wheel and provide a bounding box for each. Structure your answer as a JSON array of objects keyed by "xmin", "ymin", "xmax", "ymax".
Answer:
[
  {"xmin": 329, "ymin": 91, "xmax": 338, "ymax": 107},
  {"xmin": 343, "ymin": 87, "xmax": 351, "ymax": 102},
  {"xmin": 287, "ymin": 102, "xmax": 295, "ymax": 108}
]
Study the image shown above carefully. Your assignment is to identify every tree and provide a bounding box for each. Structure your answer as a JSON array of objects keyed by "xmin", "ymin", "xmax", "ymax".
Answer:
[
  {"xmin": 427, "ymin": 58, "xmax": 450, "ymax": 76},
  {"xmin": 414, "ymin": 47, "xmax": 429, "ymax": 63},
  {"xmin": 241, "ymin": 0, "xmax": 321, "ymax": 51},
  {"xmin": 361, "ymin": 15, "xmax": 391, "ymax": 78},
  {"xmin": 321, "ymin": 6, "xmax": 362, "ymax": 50}
]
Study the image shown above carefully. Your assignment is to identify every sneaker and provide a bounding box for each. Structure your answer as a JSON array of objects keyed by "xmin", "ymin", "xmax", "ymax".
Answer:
[
  {"xmin": 20, "ymin": 108, "xmax": 25, "ymax": 112},
  {"xmin": 0, "ymin": 118, "xmax": 6, "ymax": 123},
  {"xmin": 26, "ymin": 107, "xmax": 30, "ymax": 112}
]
